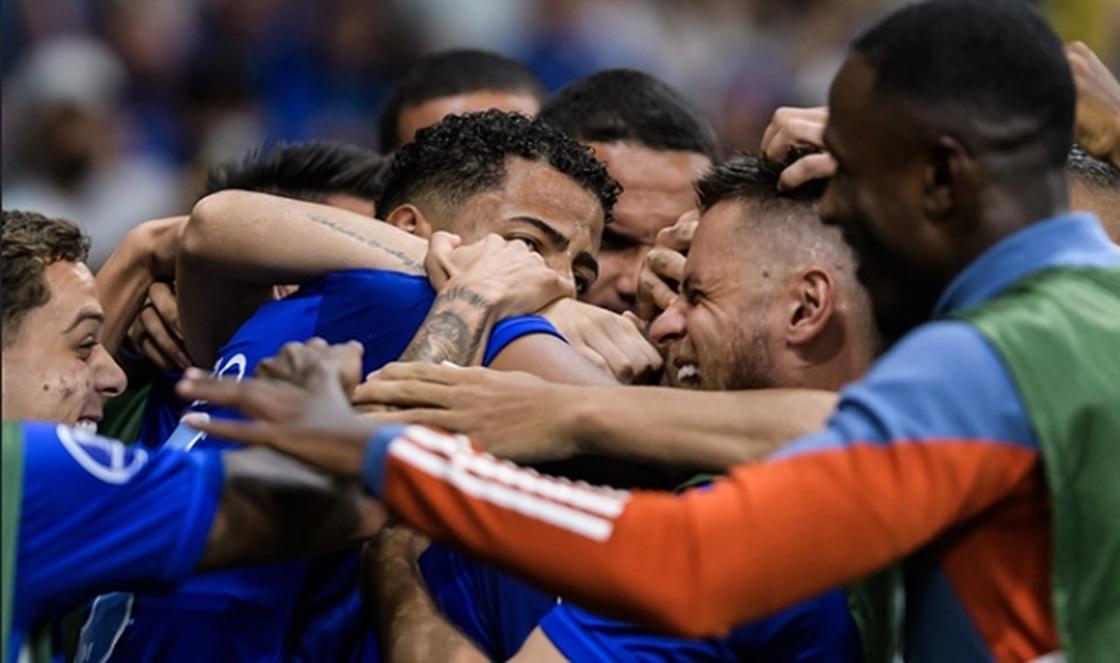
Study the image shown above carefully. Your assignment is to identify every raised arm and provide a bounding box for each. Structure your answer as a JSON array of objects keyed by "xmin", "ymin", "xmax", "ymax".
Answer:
[
  {"xmin": 353, "ymin": 363, "xmax": 833, "ymax": 468},
  {"xmin": 177, "ymin": 190, "xmax": 427, "ymax": 366}
]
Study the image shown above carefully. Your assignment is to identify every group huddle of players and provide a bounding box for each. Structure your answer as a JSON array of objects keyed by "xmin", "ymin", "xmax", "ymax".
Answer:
[{"xmin": 4, "ymin": 1, "xmax": 1120, "ymax": 661}]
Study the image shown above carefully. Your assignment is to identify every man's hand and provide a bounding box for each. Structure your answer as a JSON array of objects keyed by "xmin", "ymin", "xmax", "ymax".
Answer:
[
  {"xmin": 540, "ymin": 299, "xmax": 661, "ymax": 384},
  {"xmin": 177, "ymin": 339, "xmax": 377, "ymax": 475},
  {"xmin": 636, "ymin": 210, "xmax": 698, "ymax": 322},
  {"xmin": 128, "ymin": 281, "xmax": 192, "ymax": 371},
  {"xmin": 1067, "ymin": 41, "xmax": 1120, "ymax": 167},
  {"xmin": 352, "ymin": 362, "xmax": 584, "ymax": 463},
  {"xmin": 426, "ymin": 231, "xmax": 575, "ymax": 319},
  {"xmin": 760, "ymin": 106, "xmax": 837, "ymax": 190}
]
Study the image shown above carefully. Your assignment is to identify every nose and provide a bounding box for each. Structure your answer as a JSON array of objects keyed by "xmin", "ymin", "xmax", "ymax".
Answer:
[
  {"xmin": 91, "ymin": 344, "xmax": 127, "ymax": 399},
  {"xmin": 648, "ymin": 295, "xmax": 687, "ymax": 349}
]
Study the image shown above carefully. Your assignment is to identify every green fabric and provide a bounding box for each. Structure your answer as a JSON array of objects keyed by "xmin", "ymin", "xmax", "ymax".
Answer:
[
  {"xmin": 2, "ymin": 421, "xmax": 25, "ymax": 663},
  {"xmin": 845, "ymin": 567, "xmax": 904, "ymax": 663},
  {"xmin": 98, "ymin": 383, "xmax": 153, "ymax": 445},
  {"xmin": 957, "ymin": 266, "xmax": 1120, "ymax": 662}
]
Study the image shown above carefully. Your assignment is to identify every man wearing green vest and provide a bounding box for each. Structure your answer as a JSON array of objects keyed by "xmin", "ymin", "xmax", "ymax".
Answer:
[
  {"xmin": 179, "ymin": 1, "xmax": 1120, "ymax": 661},
  {"xmin": 0, "ymin": 210, "xmax": 384, "ymax": 662}
]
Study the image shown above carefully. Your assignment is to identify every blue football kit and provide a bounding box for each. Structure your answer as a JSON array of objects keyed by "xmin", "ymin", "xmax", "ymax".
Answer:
[{"xmin": 81, "ymin": 268, "xmax": 562, "ymax": 662}]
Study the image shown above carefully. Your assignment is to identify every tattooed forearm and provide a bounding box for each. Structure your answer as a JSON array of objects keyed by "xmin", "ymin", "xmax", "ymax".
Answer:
[
  {"xmin": 399, "ymin": 287, "xmax": 496, "ymax": 365},
  {"xmin": 308, "ymin": 213, "xmax": 424, "ymax": 272}
]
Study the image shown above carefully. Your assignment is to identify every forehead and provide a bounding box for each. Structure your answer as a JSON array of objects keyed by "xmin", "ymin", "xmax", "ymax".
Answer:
[
  {"xmin": 32, "ymin": 261, "xmax": 102, "ymax": 329},
  {"xmin": 591, "ymin": 142, "xmax": 711, "ymax": 241},
  {"xmin": 686, "ymin": 200, "xmax": 763, "ymax": 281},
  {"xmin": 460, "ymin": 157, "xmax": 605, "ymax": 243}
]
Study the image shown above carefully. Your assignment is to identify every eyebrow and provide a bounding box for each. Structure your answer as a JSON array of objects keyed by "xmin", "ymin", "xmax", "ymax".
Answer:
[
  {"xmin": 64, "ymin": 309, "xmax": 104, "ymax": 334},
  {"xmin": 511, "ymin": 216, "xmax": 569, "ymax": 250}
]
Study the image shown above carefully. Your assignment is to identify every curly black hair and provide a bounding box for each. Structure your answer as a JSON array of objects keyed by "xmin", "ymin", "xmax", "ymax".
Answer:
[{"xmin": 377, "ymin": 110, "xmax": 620, "ymax": 221}]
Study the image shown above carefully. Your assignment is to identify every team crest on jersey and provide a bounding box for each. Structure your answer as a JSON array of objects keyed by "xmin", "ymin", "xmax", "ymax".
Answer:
[{"xmin": 56, "ymin": 424, "xmax": 149, "ymax": 484}]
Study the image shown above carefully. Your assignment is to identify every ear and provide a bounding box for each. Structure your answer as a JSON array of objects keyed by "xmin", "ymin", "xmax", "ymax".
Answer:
[
  {"xmin": 384, "ymin": 204, "xmax": 435, "ymax": 238},
  {"xmin": 786, "ymin": 267, "xmax": 835, "ymax": 346},
  {"xmin": 923, "ymin": 135, "xmax": 977, "ymax": 223}
]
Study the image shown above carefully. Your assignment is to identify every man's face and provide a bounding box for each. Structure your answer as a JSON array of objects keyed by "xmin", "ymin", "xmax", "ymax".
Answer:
[
  {"xmin": 448, "ymin": 157, "xmax": 605, "ymax": 295},
  {"xmin": 582, "ymin": 142, "xmax": 711, "ymax": 312},
  {"xmin": 651, "ymin": 201, "xmax": 778, "ymax": 391},
  {"xmin": 396, "ymin": 90, "xmax": 542, "ymax": 147},
  {"xmin": 818, "ymin": 55, "xmax": 943, "ymax": 344},
  {"xmin": 1, "ymin": 261, "xmax": 126, "ymax": 426}
]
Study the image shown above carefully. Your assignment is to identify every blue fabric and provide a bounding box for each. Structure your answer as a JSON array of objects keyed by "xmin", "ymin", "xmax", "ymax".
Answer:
[
  {"xmin": 542, "ymin": 589, "xmax": 861, "ymax": 662},
  {"xmin": 91, "ymin": 269, "xmax": 562, "ymax": 662},
  {"xmin": 418, "ymin": 544, "xmax": 558, "ymax": 660},
  {"xmin": 12, "ymin": 422, "xmax": 221, "ymax": 660},
  {"xmin": 363, "ymin": 426, "xmax": 405, "ymax": 499}
]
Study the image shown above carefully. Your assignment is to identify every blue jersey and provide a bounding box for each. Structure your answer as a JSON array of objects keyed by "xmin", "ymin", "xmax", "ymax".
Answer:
[
  {"xmin": 10, "ymin": 422, "xmax": 222, "ymax": 662},
  {"xmin": 420, "ymin": 544, "xmax": 558, "ymax": 659},
  {"xmin": 88, "ymin": 269, "xmax": 563, "ymax": 662},
  {"xmin": 421, "ymin": 546, "xmax": 860, "ymax": 662}
]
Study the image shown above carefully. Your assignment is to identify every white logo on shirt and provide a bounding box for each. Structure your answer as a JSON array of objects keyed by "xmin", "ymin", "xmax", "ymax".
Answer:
[{"xmin": 56, "ymin": 424, "xmax": 149, "ymax": 484}]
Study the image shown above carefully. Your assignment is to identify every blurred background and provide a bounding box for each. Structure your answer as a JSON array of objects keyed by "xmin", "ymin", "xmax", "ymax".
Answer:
[{"xmin": 3, "ymin": 0, "xmax": 1116, "ymax": 267}]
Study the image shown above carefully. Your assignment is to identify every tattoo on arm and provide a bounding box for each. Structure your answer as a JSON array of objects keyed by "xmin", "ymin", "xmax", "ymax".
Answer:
[
  {"xmin": 308, "ymin": 213, "xmax": 424, "ymax": 272},
  {"xmin": 400, "ymin": 286, "xmax": 495, "ymax": 365}
]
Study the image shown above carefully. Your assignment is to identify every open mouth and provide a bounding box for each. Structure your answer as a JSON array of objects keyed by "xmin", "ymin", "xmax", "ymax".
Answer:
[
  {"xmin": 675, "ymin": 362, "xmax": 701, "ymax": 388},
  {"xmin": 75, "ymin": 418, "xmax": 99, "ymax": 434}
]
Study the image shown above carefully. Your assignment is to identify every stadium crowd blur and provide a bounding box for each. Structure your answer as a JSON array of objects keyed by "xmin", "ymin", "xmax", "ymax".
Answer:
[
  {"xmin": 4, "ymin": 0, "xmax": 1120, "ymax": 662},
  {"xmin": 5, "ymin": 0, "xmax": 1112, "ymax": 267}
]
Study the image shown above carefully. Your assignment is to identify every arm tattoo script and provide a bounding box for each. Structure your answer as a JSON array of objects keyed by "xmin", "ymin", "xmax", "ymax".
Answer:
[
  {"xmin": 400, "ymin": 286, "xmax": 495, "ymax": 365},
  {"xmin": 308, "ymin": 213, "xmax": 424, "ymax": 272}
]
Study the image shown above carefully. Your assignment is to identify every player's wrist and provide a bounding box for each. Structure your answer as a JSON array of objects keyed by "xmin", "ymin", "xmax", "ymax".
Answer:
[{"xmin": 361, "ymin": 424, "xmax": 408, "ymax": 498}]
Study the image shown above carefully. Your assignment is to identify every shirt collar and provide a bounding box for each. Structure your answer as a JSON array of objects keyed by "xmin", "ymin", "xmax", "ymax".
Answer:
[{"xmin": 933, "ymin": 212, "xmax": 1118, "ymax": 316}]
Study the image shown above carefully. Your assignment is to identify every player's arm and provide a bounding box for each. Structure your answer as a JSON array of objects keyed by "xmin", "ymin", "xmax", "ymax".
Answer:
[
  {"xmin": 177, "ymin": 190, "xmax": 427, "ymax": 366},
  {"xmin": 197, "ymin": 448, "xmax": 386, "ymax": 569},
  {"xmin": 364, "ymin": 527, "xmax": 488, "ymax": 663},
  {"xmin": 354, "ymin": 363, "xmax": 832, "ymax": 467},
  {"xmin": 182, "ymin": 324, "xmax": 1041, "ymax": 637},
  {"xmin": 94, "ymin": 216, "xmax": 186, "ymax": 357}
]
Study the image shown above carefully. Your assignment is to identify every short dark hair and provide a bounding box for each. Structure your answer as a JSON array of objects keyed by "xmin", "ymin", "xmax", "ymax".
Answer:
[
  {"xmin": 377, "ymin": 110, "xmax": 620, "ymax": 221},
  {"xmin": 378, "ymin": 49, "xmax": 546, "ymax": 152},
  {"xmin": 2, "ymin": 210, "xmax": 90, "ymax": 345},
  {"xmin": 539, "ymin": 69, "xmax": 718, "ymax": 160},
  {"xmin": 696, "ymin": 152, "xmax": 826, "ymax": 213},
  {"xmin": 853, "ymin": 0, "xmax": 1074, "ymax": 168},
  {"xmin": 204, "ymin": 141, "xmax": 386, "ymax": 204},
  {"xmin": 1067, "ymin": 146, "xmax": 1120, "ymax": 190}
]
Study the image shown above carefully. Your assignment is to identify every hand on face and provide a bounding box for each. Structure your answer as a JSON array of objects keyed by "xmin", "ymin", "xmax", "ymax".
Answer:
[
  {"xmin": 176, "ymin": 338, "xmax": 378, "ymax": 476},
  {"xmin": 760, "ymin": 106, "xmax": 838, "ymax": 190},
  {"xmin": 424, "ymin": 231, "xmax": 575, "ymax": 319},
  {"xmin": 350, "ymin": 361, "xmax": 582, "ymax": 463},
  {"xmin": 539, "ymin": 298, "xmax": 662, "ymax": 384},
  {"xmin": 636, "ymin": 210, "xmax": 699, "ymax": 322},
  {"xmin": 1067, "ymin": 42, "xmax": 1120, "ymax": 166}
]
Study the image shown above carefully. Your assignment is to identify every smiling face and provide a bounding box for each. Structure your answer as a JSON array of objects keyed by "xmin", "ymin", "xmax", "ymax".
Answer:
[
  {"xmin": 818, "ymin": 54, "xmax": 947, "ymax": 344},
  {"xmin": 651, "ymin": 200, "xmax": 781, "ymax": 391},
  {"xmin": 442, "ymin": 157, "xmax": 605, "ymax": 296},
  {"xmin": 1, "ymin": 261, "xmax": 126, "ymax": 427},
  {"xmin": 581, "ymin": 142, "xmax": 711, "ymax": 312}
]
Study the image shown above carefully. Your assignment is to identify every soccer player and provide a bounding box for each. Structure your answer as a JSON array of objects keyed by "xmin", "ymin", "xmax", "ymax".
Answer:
[
  {"xmin": 378, "ymin": 49, "xmax": 546, "ymax": 152},
  {"xmin": 364, "ymin": 155, "xmax": 874, "ymax": 661},
  {"xmin": 0, "ymin": 211, "xmax": 379, "ymax": 662},
  {"xmin": 539, "ymin": 69, "xmax": 717, "ymax": 313},
  {"xmin": 183, "ymin": 1, "xmax": 1120, "ymax": 660},
  {"xmin": 91, "ymin": 111, "xmax": 618, "ymax": 662}
]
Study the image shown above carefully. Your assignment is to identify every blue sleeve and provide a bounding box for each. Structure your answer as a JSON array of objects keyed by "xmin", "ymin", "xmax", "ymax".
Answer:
[
  {"xmin": 15, "ymin": 422, "xmax": 223, "ymax": 629},
  {"xmin": 774, "ymin": 321, "xmax": 1039, "ymax": 459},
  {"xmin": 482, "ymin": 315, "xmax": 565, "ymax": 367},
  {"xmin": 540, "ymin": 589, "xmax": 861, "ymax": 662},
  {"xmin": 418, "ymin": 543, "xmax": 557, "ymax": 660}
]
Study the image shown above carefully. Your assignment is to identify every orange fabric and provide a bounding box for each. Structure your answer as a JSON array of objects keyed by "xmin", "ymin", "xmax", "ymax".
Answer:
[
  {"xmin": 382, "ymin": 431, "xmax": 1042, "ymax": 640},
  {"xmin": 937, "ymin": 466, "xmax": 1058, "ymax": 662}
]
